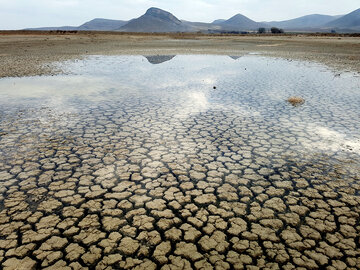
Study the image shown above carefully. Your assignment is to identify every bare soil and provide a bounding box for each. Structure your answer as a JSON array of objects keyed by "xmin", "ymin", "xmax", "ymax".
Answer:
[
  {"xmin": 1, "ymin": 31, "xmax": 360, "ymax": 77},
  {"xmin": 1, "ymin": 31, "xmax": 360, "ymax": 269}
]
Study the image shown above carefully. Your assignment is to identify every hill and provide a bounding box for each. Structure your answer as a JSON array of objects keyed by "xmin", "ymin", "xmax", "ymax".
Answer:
[
  {"xmin": 119, "ymin": 7, "xmax": 189, "ymax": 32},
  {"xmin": 219, "ymin": 14, "xmax": 267, "ymax": 30},
  {"xmin": 325, "ymin": 8, "xmax": 360, "ymax": 29},
  {"xmin": 181, "ymin": 20, "xmax": 222, "ymax": 32},
  {"xmin": 212, "ymin": 19, "xmax": 226, "ymax": 24},
  {"xmin": 78, "ymin": 18, "xmax": 127, "ymax": 31},
  {"xmin": 26, "ymin": 26, "xmax": 78, "ymax": 31},
  {"xmin": 24, "ymin": 7, "xmax": 360, "ymax": 33},
  {"xmin": 26, "ymin": 18, "xmax": 127, "ymax": 31},
  {"xmin": 267, "ymin": 14, "xmax": 342, "ymax": 29}
]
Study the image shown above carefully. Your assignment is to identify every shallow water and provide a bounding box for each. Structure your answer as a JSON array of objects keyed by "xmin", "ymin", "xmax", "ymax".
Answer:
[{"xmin": 0, "ymin": 55, "xmax": 360, "ymax": 269}]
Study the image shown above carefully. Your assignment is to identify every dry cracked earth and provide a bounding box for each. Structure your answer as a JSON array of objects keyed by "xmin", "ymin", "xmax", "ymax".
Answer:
[{"xmin": 0, "ymin": 55, "xmax": 360, "ymax": 269}]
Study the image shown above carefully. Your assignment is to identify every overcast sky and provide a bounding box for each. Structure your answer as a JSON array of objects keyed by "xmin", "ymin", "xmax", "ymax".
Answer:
[{"xmin": 0, "ymin": 0, "xmax": 359, "ymax": 29}]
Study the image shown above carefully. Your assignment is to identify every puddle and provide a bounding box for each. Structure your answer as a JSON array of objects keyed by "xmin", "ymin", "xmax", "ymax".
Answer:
[{"xmin": 0, "ymin": 55, "xmax": 360, "ymax": 269}]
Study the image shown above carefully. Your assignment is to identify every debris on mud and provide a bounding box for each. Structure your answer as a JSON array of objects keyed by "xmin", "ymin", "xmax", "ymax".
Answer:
[{"xmin": 287, "ymin": 96, "xmax": 305, "ymax": 106}]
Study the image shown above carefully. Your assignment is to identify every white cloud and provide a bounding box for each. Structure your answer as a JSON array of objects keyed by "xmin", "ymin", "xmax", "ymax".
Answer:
[{"xmin": 0, "ymin": 0, "xmax": 358, "ymax": 29}]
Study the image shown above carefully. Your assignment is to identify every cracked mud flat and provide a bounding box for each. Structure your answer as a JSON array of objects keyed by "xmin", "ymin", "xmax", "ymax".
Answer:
[{"xmin": 0, "ymin": 55, "xmax": 360, "ymax": 269}]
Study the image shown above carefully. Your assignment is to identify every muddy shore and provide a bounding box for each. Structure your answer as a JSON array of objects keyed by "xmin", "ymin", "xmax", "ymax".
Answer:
[
  {"xmin": 1, "ymin": 32, "xmax": 360, "ymax": 269},
  {"xmin": 1, "ymin": 31, "xmax": 360, "ymax": 78}
]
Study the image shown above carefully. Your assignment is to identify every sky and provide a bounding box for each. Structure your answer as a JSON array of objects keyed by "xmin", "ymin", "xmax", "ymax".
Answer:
[{"xmin": 0, "ymin": 0, "xmax": 359, "ymax": 29}]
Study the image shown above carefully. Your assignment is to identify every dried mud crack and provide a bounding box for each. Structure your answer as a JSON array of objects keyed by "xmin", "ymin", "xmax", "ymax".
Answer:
[
  {"xmin": 0, "ymin": 55, "xmax": 360, "ymax": 269},
  {"xmin": 1, "ymin": 102, "xmax": 359, "ymax": 270}
]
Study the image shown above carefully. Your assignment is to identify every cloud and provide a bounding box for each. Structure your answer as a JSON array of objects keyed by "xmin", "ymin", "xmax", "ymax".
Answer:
[
  {"xmin": 303, "ymin": 125, "xmax": 360, "ymax": 154},
  {"xmin": 0, "ymin": 0, "xmax": 359, "ymax": 29}
]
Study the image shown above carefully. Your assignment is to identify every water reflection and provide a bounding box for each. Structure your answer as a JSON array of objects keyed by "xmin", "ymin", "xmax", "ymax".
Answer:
[
  {"xmin": 1, "ymin": 54, "xmax": 359, "ymax": 162},
  {"xmin": 305, "ymin": 124, "xmax": 360, "ymax": 154},
  {"xmin": 0, "ymin": 55, "xmax": 360, "ymax": 268},
  {"xmin": 144, "ymin": 55, "xmax": 176, "ymax": 64},
  {"xmin": 229, "ymin": 55, "xmax": 242, "ymax": 60}
]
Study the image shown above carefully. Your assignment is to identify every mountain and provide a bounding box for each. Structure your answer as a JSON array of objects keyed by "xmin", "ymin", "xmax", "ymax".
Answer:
[
  {"xmin": 78, "ymin": 18, "xmax": 127, "ymax": 30},
  {"xmin": 24, "ymin": 7, "xmax": 360, "ymax": 33},
  {"xmin": 26, "ymin": 26, "xmax": 78, "ymax": 31},
  {"xmin": 213, "ymin": 19, "xmax": 226, "ymax": 24},
  {"xmin": 325, "ymin": 8, "xmax": 360, "ymax": 29},
  {"xmin": 219, "ymin": 14, "xmax": 267, "ymax": 30},
  {"xmin": 267, "ymin": 14, "xmax": 342, "ymax": 29},
  {"xmin": 181, "ymin": 20, "xmax": 222, "ymax": 32},
  {"xmin": 119, "ymin": 7, "xmax": 190, "ymax": 32},
  {"xmin": 26, "ymin": 18, "xmax": 128, "ymax": 31}
]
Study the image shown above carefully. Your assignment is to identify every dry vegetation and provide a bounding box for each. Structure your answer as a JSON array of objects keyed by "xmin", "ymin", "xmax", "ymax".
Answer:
[{"xmin": 287, "ymin": 96, "xmax": 305, "ymax": 106}]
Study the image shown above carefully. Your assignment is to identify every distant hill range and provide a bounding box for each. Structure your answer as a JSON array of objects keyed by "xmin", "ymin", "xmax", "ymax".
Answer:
[
  {"xmin": 78, "ymin": 18, "xmax": 127, "ymax": 31},
  {"xmin": 26, "ymin": 7, "xmax": 360, "ymax": 33},
  {"xmin": 325, "ymin": 8, "xmax": 360, "ymax": 29},
  {"xmin": 26, "ymin": 18, "xmax": 127, "ymax": 31},
  {"xmin": 266, "ymin": 14, "xmax": 342, "ymax": 29},
  {"xmin": 216, "ymin": 14, "xmax": 267, "ymax": 30}
]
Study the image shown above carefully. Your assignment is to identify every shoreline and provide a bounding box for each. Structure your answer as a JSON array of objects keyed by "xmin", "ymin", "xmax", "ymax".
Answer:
[
  {"xmin": 1, "ymin": 32, "xmax": 360, "ymax": 269},
  {"xmin": 0, "ymin": 32, "xmax": 360, "ymax": 78}
]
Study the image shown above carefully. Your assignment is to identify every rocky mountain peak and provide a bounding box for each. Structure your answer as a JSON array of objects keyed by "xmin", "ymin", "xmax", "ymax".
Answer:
[{"xmin": 145, "ymin": 7, "xmax": 182, "ymax": 25}]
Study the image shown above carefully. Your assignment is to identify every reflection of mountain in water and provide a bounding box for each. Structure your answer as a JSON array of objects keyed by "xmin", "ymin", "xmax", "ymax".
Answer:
[
  {"xmin": 144, "ymin": 55, "xmax": 176, "ymax": 65},
  {"xmin": 229, "ymin": 56, "xmax": 242, "ymax": 60}
]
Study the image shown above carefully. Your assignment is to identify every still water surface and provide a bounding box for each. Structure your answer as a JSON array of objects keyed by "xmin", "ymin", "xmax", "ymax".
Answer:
[{"xmin": 0, "ymin": 55, "xmax": 359, "ymax": 269}]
